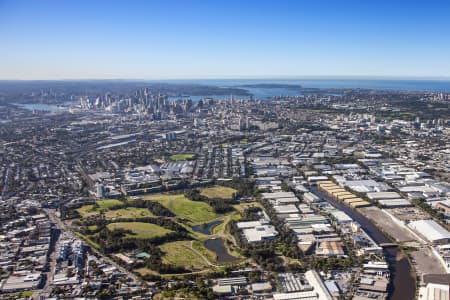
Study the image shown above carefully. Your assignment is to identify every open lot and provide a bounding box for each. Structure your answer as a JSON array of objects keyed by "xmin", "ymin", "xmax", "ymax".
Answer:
[
  {"xmin": 410, "ymin": 247, "xmax": 447, "ymax": 276},
  {"xmin": 77, "ymin": 205, "xmax": 98, "ymax": 218},
  {"xmin": 104, "ymin": 207, "xmax": 155, "ymax": 219},
  {"xmin": 160, "ymin": 241, "xmax": 211, "ymax": 270},
  {"xmin": 385, "ymin": 207, "xmax": 430, "ymax": 222},
  {"xmin": 200, "ymin": 185, "xmax": 237, "ymax": 200},
  {"xmin": 192, "ymin": 240, "xmax": 217, "ymax": 263},
  {"xmin": 169, "ymin": 153, "xmax": 196, "ymax": 161},
  {"xmin": 232, "ymin": 201, "xmax": 262, "ymax": 212},
  {"xmin": 77, "ymin": 199, "xmax": 124, "ymax": 218},
  {"xmin": 95, "ymin": 199, "xmax": 124, "ymax": 209},
  {"xmin": 143, "ymin": 193, "xmax": 219, "ymax": 224},
  {"xmin": 107, "ymin": 222, "xmax": 172, "ymax": 239},
  {"xmin": 135, "ymin": 267, "xmax": 159, "ymax": 277},
  {"xmin": 359, "ymin": 206, "xmax": 417, "ymax": 243}
]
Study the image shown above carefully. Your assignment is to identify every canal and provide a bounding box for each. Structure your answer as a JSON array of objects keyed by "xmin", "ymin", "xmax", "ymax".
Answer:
[{"xmin": 310, "ymin": 187, "xmax": 416, "ymax": 300}]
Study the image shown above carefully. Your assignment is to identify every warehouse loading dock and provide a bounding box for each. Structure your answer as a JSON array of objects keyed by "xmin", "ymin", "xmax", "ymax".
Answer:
[
  {"xmin": 317, "ymin": 180, "xmax": 371, "ymax": 208},
  {"xmin": 350, "ymin": 201, "xmax": 372, "ymax": 208},
  {"xmin": 337, "ymin": 194, "xmax": 358, "ymax": 201}
]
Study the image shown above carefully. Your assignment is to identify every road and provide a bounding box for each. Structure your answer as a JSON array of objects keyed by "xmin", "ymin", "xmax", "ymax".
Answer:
[{"xmin": 31, "ymin": 210, "xmax": 60, "ymax": 300}]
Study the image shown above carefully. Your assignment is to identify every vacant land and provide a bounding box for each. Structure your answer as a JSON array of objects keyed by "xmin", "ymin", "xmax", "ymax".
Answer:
[
  {"xmin": 160, "ymin": 241, "xmax": 210, "ymax": 270},
  {"xmin": 143, "ymin": 194, "xmax": 218, "ymax": 224},
  {"xmin": 5, "ymin": 291, "xmax": 34, "ymax": 299},
  {"xmin": 77, "ymin": 205, "xmax": 98, "ymax": 218},
  {"xmin": 200, "ymin": 186, "xmax": 237, "ymax": 199},
  {"xmin": 233, "ymin": 201, "xmax": 262, "ymax": 212},
  {"xmin": 410, "ymin": 247, "xmax": 447, "ymax": 276},
  {"xmin": 135, "ymin": 267, "xmax": 159, "ymax": 277},
  {"xmin": 104, "ymin": 207, "xmax": 154, "ymax": 219},
  {"xmin": 77, "ymin": 199, "xmax": 124, "ymax": 218},
  {"xmin": 169, "ymin": 153, "xmax": 196, "ymax": 161},
  {"xmin": 359, "ymin": 206, "xmax": 417, "ymax": 242},
  {"xmin": 87, "ymin": 225, "xmax": 98, "ymax": 231},
  {"xmin": 107, "ymin": 222, "xmax": 172, "ymax": 239},
  {"xmin": 192, "ymin": 240, "xmax": 216, "ymax": 263},
  {"xmin": 95, "ymin": 199, "xmax": 124, "ymax": 209}
]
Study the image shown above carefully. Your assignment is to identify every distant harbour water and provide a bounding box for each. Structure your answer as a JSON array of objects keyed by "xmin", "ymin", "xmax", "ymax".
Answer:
[
  {"xmin": 10, "ymin": 79, "xmax": 450, "ymax": 112},
  {"xmin": 163, "ymin": 78, "xmax": 450, "ymax": 100},
  {"xmin": 12, "ymin": 101, "xmax": 77, "ymax": 112},
  {"xmin": 184, "ymin": 78, "xmax": 450, "ymax": 92}
]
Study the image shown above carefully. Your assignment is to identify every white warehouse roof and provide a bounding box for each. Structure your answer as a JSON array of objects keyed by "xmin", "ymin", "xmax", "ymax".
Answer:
[
  {"xmin": 366, "ymin": 192, "xmax": 401, "ymax": 200},
  {"xmin": 408, "ymin": 220, "xmax": 450, "ymax": 244},
  {"xmin": 262, "ymin": 192, "xmax": 296, "ymax": 199},
  {"xmin": 273, "ymin": 291, "xmax": 318, "ymax": 300},
  {"xmin": 330, "ymin": 211, "xmax": 353, "ymax": 223}
]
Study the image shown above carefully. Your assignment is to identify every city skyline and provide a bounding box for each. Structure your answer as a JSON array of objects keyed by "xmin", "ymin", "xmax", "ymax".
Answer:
[{"xmin": 1, "ymin": 0, "xmax": 450, "ymax": 80}]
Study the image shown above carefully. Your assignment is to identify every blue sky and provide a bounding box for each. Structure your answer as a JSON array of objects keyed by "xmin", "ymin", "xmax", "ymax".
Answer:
[{"xmin": 1, "ymin": 0, "xmax": 450, "ymax": 79}]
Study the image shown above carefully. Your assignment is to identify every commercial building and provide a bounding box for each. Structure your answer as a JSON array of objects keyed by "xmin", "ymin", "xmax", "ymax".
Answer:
[
  {"xmin": 366, "ymin": 192, "xmax": 401, "ymax": 201},
  {"xmin": 1, "ymin": 274, "xmax": 42, "ymax": 293},
  {"xmin": 408, "ymin": 220, "xmax": 450, "ymax": 244}
]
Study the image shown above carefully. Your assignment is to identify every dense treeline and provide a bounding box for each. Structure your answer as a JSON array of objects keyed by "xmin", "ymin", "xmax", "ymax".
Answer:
[
  {"xmin": 258, "ymin": 199, "xmax": 302, "ymax": 259},
  {"xmin": 80, "ymin": 220, "xmax": 195, "ymax": 274},
  {"xmin": 184, "ymin": 189, "xmax": 235, "ymax": 214},
  {"xmin": 61, "ymin": 207, "xmax": 81, "ymax": 220},
  {"xmin": 239, "ymin": 206, "xmax": 263, "ymax": 222},
  {"xmin": 92, "ymin": 226, "xmax": 187, "ymax": 253},
  {"xmin": 229, "ymin": 223, "xmax": 285, "ymax": 271},
  {"xmin": 82, "ymin": 216, "xmax": 189, "ymax": 239},
  {"xmin": 227, "ymin": 198, "xmax": 303, "ymax": 271},
  {"xmin": 142, "ymin": 255, "xmax": 190, "ymax": 274},
  {"xmin": 128, "ymin": 198, "xmax": 175, "ymax": 217},
  {"xmin": 159, "ymin": 279, "xmax": 217, "ymax": 299},
  {"xmin": 310, "ymin": 256, "xmax": 354, "ymax": 272},
  {"xmin": 220, "ymin": 178, "xmax": 257, "ymax": 197}
]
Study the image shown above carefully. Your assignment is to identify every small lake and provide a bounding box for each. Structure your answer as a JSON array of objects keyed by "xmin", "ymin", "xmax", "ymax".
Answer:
[
  {"xmin": 204, "ymin": 238, "xmax": 239, "ymax": 263},
  {"xmin": 192, "ymin": 220, "xmax": 222, "ymax": 235}
]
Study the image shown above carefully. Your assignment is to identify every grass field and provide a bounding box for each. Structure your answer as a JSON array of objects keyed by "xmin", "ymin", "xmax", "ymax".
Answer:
[
  {"xmin": 87, "ymin": 225, "xmax": 98, "ymax": 231},
  {"xmin": 192, "ymin": 240, "xmax": 216, "ymax": 263},
  {"xmin": 160, "ymin": 241, "xmax": 210, "ymax": 270},
  {"xmin": 104, "ymin": 207, "xmax": 155, "ymax": 219},
  {"xmin": 77, "ymin": 205, "xmax": 98, "ymax": 218},
  {"xmin": 77, "ymin": 199, "xmax": 124, "ymax": 218},
  {"xmin": 232, "ymin": 201, "xmax": 262, "ymax": 212},
  {"xmin": 200, "ymin": 186, "xmax": 237, "ymax": 200},
  {"xmin": 107, "ymin": 222, "xmax": 172, "ymax": 239},
  {"xmin": 135, "ymin": 267, "xmax": 159, "ymax": 277},
  {"xmin": 96, "ymin": 199, "xmax": 124, "ymax": 209},
  {"xmin": 169, "ymin": 153, "xmax": 196, "ymax": 161},
  {"xmin": 75, "ymin": 232, "xmax": 100, "ymax": 249},
  {"xmin": 5, "ymin": 291, "xmax": 34, "ymax": 298},
  {"xmin": 143, "ymin": 194, "xmax": 218, "ymax": 224}
]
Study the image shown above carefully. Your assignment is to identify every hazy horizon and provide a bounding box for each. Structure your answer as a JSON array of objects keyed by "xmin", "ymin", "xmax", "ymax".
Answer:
[
  {"xmin": 1, "ymin": 0, "xmax": 450, "ymax": 80},
  {"xmin": 1, "ymin": 76, "xmax": 450, "ymax": 82}
]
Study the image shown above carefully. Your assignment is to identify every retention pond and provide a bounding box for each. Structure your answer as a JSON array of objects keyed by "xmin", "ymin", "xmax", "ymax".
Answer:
[
  {"xmin": 192, "ymin": 220, "xmax": 222, "ymax": 235},
  {"xmin": 204, "ymin": 238, "xmax": 239, "ymax": 263}
]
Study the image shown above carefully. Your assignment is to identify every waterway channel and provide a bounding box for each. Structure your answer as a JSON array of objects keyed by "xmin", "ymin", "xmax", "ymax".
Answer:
[{"xmin": 310, "ymin": 187, "xmax": 416, "ymax": 300}]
